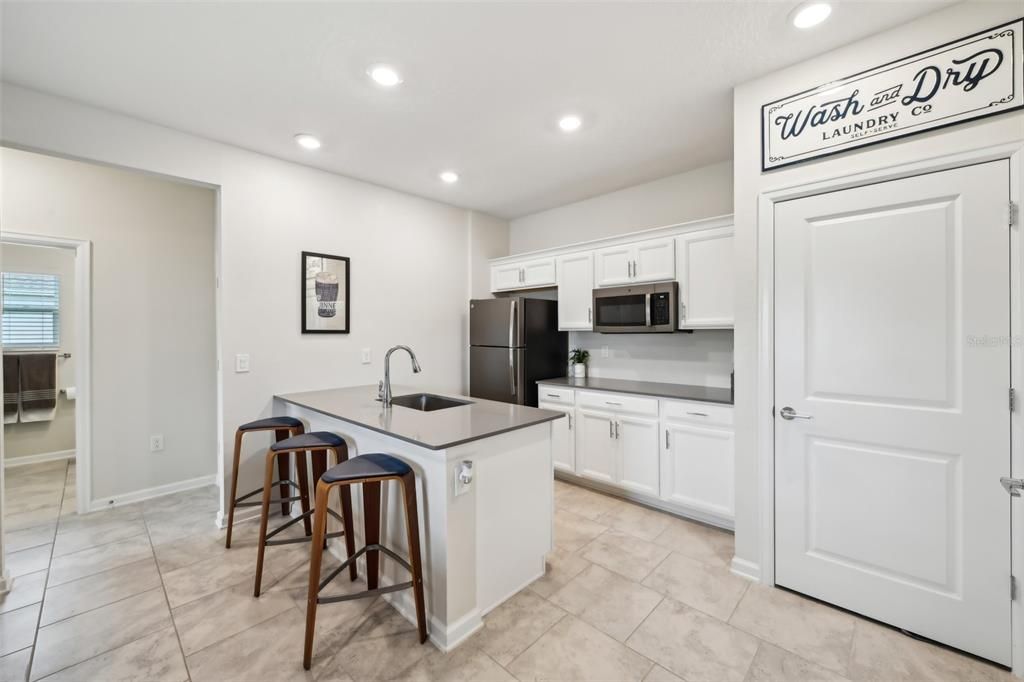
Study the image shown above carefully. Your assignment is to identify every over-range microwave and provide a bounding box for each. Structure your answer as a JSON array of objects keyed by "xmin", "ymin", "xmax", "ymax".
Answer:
[{"xmin": 592, "ymin": 281, "xmax": 677, "ymax": 333}]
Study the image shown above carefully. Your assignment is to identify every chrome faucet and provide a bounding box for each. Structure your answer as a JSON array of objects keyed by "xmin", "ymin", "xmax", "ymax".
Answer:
[{"xmin": 379, "ymin": 345, "xmax": 422, "ymax": 406}]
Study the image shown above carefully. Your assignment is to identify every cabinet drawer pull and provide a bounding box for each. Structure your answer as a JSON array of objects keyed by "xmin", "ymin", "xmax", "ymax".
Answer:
[
  {"xmin": 605, "ymin": 401, "xmax": 622, "ymax": 406},
  {"xmin": 547, "ymin": 393, "xmax": 561, "ymax": 398},
  {"xmin": 686, "ymin": 411, "xmax": 709, "ymax": 417}
]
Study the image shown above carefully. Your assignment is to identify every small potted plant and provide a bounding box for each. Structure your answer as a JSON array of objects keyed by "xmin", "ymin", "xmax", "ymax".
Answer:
[{"xmin": 569, "ymin": 348, "xmax": 590, "ymax": 379}]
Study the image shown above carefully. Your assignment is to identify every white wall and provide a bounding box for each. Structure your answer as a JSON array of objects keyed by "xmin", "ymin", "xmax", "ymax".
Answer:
[
  {"xmin": 731, "ymin": 1, "xmax": 1024, "ymax": 579},
  {"xmin": 0, "ymin": 243, "xmax": 76, "ymax": 459},
  {"xmin": 0, "ymin": 84, "xmax": 507, "ymax": 514},
  {"xmin": 569, "ymin": 330, "xmax": 733, "ymax": 388},
  {"xmin": 2, "ymin": 150, "xmax": 217, "ymax": 498},
  {"xmin": 468, "ymin": 211, "xmax": 509, "ymax": 300},
  {"xmin": 509, "ymin": 160, "xmax": 733, "ymax": 254}
]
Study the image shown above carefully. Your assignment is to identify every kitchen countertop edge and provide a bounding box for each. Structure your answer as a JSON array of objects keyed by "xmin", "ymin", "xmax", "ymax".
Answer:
[
  {"xmin": 536, "ymin": 377, "xmax": 734, "ymax": 405},
  {"xmin": 274, "ymin": 391, "xmax": 564, "ymax": 451}
]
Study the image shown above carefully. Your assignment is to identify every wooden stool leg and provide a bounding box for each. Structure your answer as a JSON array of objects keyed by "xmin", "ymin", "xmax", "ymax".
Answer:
[
  {"xmin": 274, "ymin": 429, "xmax": 291, "ymax": 517},
  {"xmin": 295, "ymin": 449, "xmax": 312, "ymax": 537},
  {"xmin": 303, "ymin": 480, "xmax": 330, "ymax": 671},
  {"xmin": 339, "ymin": 484, "xmax": 358, "ymax": 581},
  {"xmin": 253, "ymin": 449, "xmax": 277, "ymax": 597},
  {"xmin": 225, "ymin": 430, "xmax": 243, "ymax": 549},
  {"xmin": 311, "ymin": 449, "xmax": 328, "ymax": 548},
  {"xmin": 363, "ymin": 481, "xmax": 382, "ymax": 590},
  {"xmin": 401, "ymin": 472, "xmax": 428, "ymax": 644}
]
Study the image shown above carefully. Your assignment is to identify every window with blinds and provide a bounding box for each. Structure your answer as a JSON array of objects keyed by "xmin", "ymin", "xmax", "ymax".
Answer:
[{"xmin": 1, "ymin": 272, "xmax": 61, "ymax": 348}]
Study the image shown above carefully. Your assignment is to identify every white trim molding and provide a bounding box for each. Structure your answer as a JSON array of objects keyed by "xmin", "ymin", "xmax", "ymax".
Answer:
[
  {"xmin": 3, "ymin": 449, "xmax": 75, "ymax": 468},
  {"xmin": 88, "ymin": 473, "xmax": 216, "ymax": 512},
  {"xmin": 730, "ymin": 557, "xmax": 761, "ymax": 583}
]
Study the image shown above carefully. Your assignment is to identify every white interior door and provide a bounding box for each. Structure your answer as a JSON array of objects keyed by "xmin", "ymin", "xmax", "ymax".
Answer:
[{"xmin": 774, "ymin": 160, "xmax": 1011, "ymax": 665}]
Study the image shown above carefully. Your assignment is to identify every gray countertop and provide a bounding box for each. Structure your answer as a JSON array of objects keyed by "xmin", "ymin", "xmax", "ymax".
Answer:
[
  {"xmin": 275, "ymin": 385, "xmax": 564, "ymax": 451},
  {"xmin": 537, "ymin": 376, "xmax": 734, "ymax": 405}
]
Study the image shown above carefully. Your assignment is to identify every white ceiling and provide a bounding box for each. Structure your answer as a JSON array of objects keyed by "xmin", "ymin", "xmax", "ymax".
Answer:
[{"xmin": 1, "ymin": 1, "xmax": 954, "ymax": 219}]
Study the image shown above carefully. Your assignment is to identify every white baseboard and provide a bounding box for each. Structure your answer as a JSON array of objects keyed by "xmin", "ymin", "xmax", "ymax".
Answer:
[
  {"xmin": 730, "ymin": 556, "xmax": 762, "ymax": 583},
  {"xmin": 88, "ymin": 473, "xmax": 216, "ymax": 512},
  {"xmin": 214, "ymin": 507, "xmax": 261, "ymax": 529},
  {"xmin": 5, "ymin": 449, "xmax": 75, "ymax": 468}
]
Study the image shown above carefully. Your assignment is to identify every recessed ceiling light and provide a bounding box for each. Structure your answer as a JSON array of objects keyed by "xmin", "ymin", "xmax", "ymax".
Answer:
[
  {"xmin": 369, "ymin": 65, "xmax": 403, "ymax": 87},
  {"xmin": 294, "ymin": 133, "xmax": 321, "ymax": 150},
  {"xmin": 791, "ymin": 2, "xmax": 832, "ymax": 29},
  {"xmin": 440, "ymin": 171, "xmax": 459, "ymax": 184},
  {"xmin": 558, "ymin": 115, "xmax": 582, "ymax": 132}
]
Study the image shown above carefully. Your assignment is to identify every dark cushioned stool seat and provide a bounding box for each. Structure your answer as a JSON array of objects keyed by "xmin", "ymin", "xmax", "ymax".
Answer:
[
  {"xmin": 271, "ymin": 431, "xmax": 345, "ymax": 451},
  {"xmin": 240, "ymin": 416, "xmax": 304, "ymax": 432},
  {"xmin": 322, "ymin": 453, "xmax": 411, "ymax": 483}
]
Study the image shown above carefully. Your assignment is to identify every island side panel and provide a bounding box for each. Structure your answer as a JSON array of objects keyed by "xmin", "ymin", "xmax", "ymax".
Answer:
[{"xmin": 446, "ymin": 421, "xmax": 554, "ymax": 617}]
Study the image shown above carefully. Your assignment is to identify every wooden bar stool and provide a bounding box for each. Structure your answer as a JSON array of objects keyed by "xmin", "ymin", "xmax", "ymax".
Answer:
[
  {"xmin": 254, "ymin": 431, "xmax": 357, "ymax": 597},
  {"xmin": 225, "ymin": 416, "xmax": 308, "ymax": 549},
  {"xmin": 302, "ymin": 453, "xmax": 427, "ymax": 670}
]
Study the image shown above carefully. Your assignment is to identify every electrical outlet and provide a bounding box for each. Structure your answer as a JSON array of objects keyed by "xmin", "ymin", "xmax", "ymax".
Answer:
[
  {"xmin": 150, "ymin": 434, "xmax": 164, "ymax": 452},
  {"xmin": 235, "ymin": 354, "xmax": 250, "ymax": 373},
  {"xmin": 361, "ymin": 348, "xmax": 372, "ymax": 365},
  {"xmin": 601, "ymin": 345, "xmax": 610, "ymax": 359}
]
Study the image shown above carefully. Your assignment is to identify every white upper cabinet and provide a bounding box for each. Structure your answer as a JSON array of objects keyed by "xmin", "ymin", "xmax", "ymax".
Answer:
[
  {"xmin": 634, "ymin": 237, "xmax": 676, "ymax": 283},
  {"xmin": 595, "ymin": 237, "xmax": 675, "ymax": 287},
  {"xmin": 675, "ymin": 227, "xmax": 735, "ymax": 328},
  {"xmin": 521, "ymin": 256, "xmax": 556, "ymax": 288},
  {"xmin": 556, "ymin": 252, "xmax": 594, "ymax": 330},
  {"xmin": 490, "ymin": 256, "xmax": 556, "ymax": 292},
  {"xmin": 491, "ymin": 263, "xmax": 523, "ymax": 292}
]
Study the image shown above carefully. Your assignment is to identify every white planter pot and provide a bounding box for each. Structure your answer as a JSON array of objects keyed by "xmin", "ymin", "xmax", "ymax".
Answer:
[{"xmin": 572, "ymin": 363, "xmax": 587, "ymax": 378}]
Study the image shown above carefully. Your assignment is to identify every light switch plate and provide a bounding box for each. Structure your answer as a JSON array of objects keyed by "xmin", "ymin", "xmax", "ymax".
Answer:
[
  {"xmin": 235, "ymin": 354, "xmax": 250, "ymax": 373},
  {"xmin": 361, "ymin": 348, "xmax": 372, "ymax": 365}
]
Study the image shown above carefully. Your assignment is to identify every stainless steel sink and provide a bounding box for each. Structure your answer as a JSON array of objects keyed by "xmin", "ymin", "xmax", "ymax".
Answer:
[{"xmin": 390, "ymin": 393, "xmax": 473, "ymax": 412}]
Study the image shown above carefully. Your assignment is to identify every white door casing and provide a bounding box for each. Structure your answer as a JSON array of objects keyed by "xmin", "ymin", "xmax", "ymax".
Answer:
[{"xmin": 774, "ymin": 160, "xmax": 1011, "ymax": 665}]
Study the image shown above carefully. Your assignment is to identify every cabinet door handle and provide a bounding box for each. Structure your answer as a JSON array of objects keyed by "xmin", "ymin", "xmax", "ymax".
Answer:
[
  {"xmin": 588, "ymin": 307, "xmax": 592, "ymax": 323},
  {"xmin": 614, "ymin": 421, "xmax": 620, "ymax": 439},
  {"xmin": 609, "ymin": 421, "xmax": 614, "ymax": 438},
  {"xmin": 568, "ymin": 414, "xmax": 573, "ymax": 430},
  {"xmin": 665, "ymin": 429, "xmax": 670, "ymax": 449}
]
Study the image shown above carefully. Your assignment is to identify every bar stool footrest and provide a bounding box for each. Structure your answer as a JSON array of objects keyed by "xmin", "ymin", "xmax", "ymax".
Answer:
[
  {"xmin": 318, "ymin": 581, "xmax": 414, "ymax": 605},
  {"xmin": 233, "ymin": 480, "xmax": 302, "ymax": 505},
  {"xmin": 318, "ymin": 543, "xmax": 411, "ymax": 592}
]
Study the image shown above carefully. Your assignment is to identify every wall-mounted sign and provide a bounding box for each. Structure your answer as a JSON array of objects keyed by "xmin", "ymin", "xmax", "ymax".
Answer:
[{"xmin": 761, "ymin": 18, "xmax": 1023, "ymax": 171}]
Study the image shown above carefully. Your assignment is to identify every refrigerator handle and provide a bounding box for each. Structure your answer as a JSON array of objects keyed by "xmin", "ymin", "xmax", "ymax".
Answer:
[
  {"xmin": 509, "ymin": 347, "xmax": 516, "ymax": 397},
  {"xmin": 509, "ymin": 298, "xmax": 516, "ymax": 348}
]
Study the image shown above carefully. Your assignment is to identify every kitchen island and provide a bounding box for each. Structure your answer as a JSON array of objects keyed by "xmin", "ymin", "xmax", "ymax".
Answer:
[{"xmin": 274, "ymin": 385, "xmax": 563, "ymax": 651}]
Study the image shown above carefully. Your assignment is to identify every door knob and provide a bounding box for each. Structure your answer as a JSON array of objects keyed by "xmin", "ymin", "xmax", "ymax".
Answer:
[{"xmin": 779, "ymin": 406, "xmax": 813, "ymax": 420}]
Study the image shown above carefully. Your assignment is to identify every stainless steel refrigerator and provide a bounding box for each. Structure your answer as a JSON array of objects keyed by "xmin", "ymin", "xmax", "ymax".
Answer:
[{"xmin": 469, "ymin": 298, "xmax": 567, "ymax": 407}]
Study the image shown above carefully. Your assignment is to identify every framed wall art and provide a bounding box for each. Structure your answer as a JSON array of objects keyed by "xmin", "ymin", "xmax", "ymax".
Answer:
[{"xmin": 301, "ymin": 251, "xmax": 350, "ymax": 334}]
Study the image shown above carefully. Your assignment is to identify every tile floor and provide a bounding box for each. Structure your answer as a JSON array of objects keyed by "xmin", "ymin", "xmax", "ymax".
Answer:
[{"xmin": 0, "ymin": 461, "xmax": 1013, "ymax": 681}]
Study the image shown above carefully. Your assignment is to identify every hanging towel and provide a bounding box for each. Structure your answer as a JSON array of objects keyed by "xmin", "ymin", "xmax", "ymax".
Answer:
[
  {"xmin": 3, "ymin": 355, "xmax": 18, "ymax": 424},
  {"xmin": 19, "ymin": 353, "xmax": 56, "ymax": 422}
]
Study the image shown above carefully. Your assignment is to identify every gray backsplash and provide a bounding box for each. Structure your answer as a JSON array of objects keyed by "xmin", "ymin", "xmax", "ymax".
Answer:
[{"xmin": 568, "ymin": 329, "xmax": 734, "ymax": 388}]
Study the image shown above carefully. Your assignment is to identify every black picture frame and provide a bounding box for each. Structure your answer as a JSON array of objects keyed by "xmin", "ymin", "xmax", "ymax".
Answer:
[{"xmin": 301, "ymin": 250, "xmax": 350, "ymax": 334}]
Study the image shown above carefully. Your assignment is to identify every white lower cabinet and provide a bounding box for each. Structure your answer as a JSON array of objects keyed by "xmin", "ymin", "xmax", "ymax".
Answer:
[
  {"xmin": 616, "ymin": 414, "xmax": 660, "ymax": 496},
  {"xmin": 575, "ymin": 407, "xmax": 617, "ymax": 483},
  {"xmin": 539, "ymin": 400, "xmax": 575, "ymax": 473},
  {"xmin": 544, "ymin": 384, "xmax": 735, "ymax": 527}
]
